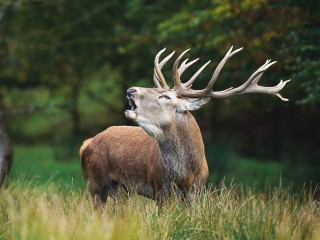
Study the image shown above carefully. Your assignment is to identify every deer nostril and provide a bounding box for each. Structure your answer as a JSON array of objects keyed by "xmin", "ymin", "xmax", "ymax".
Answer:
[{"xmin": 127, "ymin": 88, "xmax": 137, "ymax": 98}]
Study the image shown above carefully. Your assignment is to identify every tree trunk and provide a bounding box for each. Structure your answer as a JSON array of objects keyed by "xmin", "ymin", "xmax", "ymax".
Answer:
[
  {"xmin": 0, "ymin": 1, "xmax": 14, "ymax": 186},
  {"xmin": 0, "ymin": 121, "xmax": 12, "ymax": 187}
]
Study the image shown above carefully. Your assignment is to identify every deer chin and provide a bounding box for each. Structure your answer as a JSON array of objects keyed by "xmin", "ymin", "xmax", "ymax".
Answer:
[{"xmin": 125, "ymin": 109, "xmax": 138, "ymax": 120}]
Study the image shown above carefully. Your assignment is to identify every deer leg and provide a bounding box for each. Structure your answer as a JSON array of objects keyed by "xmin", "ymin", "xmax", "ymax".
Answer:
[
  {"xmin": 155, "ymin": 181, "xmax": 172, "ymax": 208},
  {"xmin": 107, "ymin": 180, "xmax": 133, "ymax": 208},
  {"xmin": 88, "ymin": 179, "xmax": 117, "ymax": 209},
  {"xmin": 119, "ymin": 182, "xmax": 131, "ymax": 198},
  {"xmin": 171, "ymin": 184, "xmax": 192, "ymax": 206},
  {"xmin": 107, "ymin": 180, "xmax": 120, "ymax": 200},
  {"xmin": 180, "ymin": 189, "xmax": 192, "ymax": 206}
]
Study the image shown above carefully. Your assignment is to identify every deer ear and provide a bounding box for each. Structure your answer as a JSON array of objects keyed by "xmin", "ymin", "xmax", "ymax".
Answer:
[{"xmin": 176, "ymin": 97, "xmax": 210, "ymax": 112}]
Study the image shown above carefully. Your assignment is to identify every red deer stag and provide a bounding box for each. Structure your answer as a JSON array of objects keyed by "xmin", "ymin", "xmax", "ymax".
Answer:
[{"xmin": 80, "ymin": 46, "xmax": 290, "ymax": 208}]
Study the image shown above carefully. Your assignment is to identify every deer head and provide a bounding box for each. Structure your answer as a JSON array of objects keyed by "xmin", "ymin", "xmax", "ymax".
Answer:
[{"xmin": 125, "ymin": 46, "xmax": 290, "ymax": 140}]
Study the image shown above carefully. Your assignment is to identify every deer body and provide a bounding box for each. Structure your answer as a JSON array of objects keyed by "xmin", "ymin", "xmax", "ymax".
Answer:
[
  {"xmin": 81, "ymin": 112, "xmax": 208, "ymax": 206},
  {"xmin": 81, "ymin": 126, "xmax": 156, "ymax": 199},
  {"xmin": 80, "ymin": 46, "xmax": 289, "ymax": 208}
]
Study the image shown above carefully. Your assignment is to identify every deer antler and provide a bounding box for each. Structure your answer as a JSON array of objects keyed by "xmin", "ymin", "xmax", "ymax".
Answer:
[
  {"xmin": 172, "ymin": 46, "xmax": 291, "ymax": 101},
  {"xmin": 154, "ymin": 48, "xmax": 205, "ymax": 89},
  {"xmin": 153, "ymin": 48, "xmax": 175, "ymax": 89}
]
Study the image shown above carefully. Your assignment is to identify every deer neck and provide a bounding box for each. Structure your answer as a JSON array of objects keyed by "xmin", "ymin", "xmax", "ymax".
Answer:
[{"xmin": 157, "ymin": 111, "xmax": 205, "ymax": 180}]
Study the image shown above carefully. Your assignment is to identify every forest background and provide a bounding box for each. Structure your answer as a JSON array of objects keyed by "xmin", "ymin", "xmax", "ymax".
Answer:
[{"xmin": 0, "ymin": 0, "xmax": 319, "ymax": 189}]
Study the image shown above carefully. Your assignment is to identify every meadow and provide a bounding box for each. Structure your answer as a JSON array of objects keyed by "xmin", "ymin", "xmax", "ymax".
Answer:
[{"xmin": 0, "ymin": 145, "xmax": 319, "ymax": 240}]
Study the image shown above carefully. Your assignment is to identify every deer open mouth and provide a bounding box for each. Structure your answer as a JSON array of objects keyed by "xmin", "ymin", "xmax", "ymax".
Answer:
[
  {"xmin": 128, "ymin": 98, "xmax": 138, "ymax": 111},
  {"xmin": 125, "ymin": 97, "xmax": 138, "ymax": 120}
]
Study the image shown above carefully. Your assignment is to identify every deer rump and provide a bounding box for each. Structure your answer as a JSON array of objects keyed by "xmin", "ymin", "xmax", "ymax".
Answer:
[{"xmin": 80, "ymin": 126, "xmax": 208, "ymax": 203}]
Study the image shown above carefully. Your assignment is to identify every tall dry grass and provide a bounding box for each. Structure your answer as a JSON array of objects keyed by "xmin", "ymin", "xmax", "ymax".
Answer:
[{"xmin": 1, "ymin": 180, "xmax": 319, "ymax": 240}]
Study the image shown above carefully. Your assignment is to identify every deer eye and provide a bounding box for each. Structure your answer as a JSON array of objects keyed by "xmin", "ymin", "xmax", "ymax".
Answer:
[{"xmin": 159, "ymin": 95, "xmax": 171, "ymax": 100}]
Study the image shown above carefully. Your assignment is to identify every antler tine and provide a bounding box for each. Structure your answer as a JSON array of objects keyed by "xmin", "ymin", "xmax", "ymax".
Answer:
[
  {"xmin": 154, "ymin": 48, "xmax": 175, "ymax": 89},
  {"xmin": 208, "ymin": 59, "xmax": 276, "ymax": 94},
  {"xmin": 174, "ymin": 50, "xmax": 212, "ymax": 89},
  {"xmin": 184, "ymin": 60, "xmax": 211, "ymax": 88},
  {"xmin": 178, "ymin": 58, "xmax": 199, "ymax": 76},
  {"xmin": 250, "ymin": 73, "xmax": 291, "ymax": 101},
  {"xmin": 209, "ymin": 59, "xmax": 291, "ymax": 100},
  {"xmin": 204, "ymin": 46, "xmax": 243, "ymax": 93},
  {"xmin": 173, "ymin": 46, "xmax": 243, "ymax": 97},
  {"xmin": 159, "ymin": 50, "xmax": 175, "ymax": 68},
  {"xmin": 241, "ymin": 60, "xmax": 277, "ymax": 88},
  {"xmin": 153, "ymin": 74, "xmax": 162, "ymax": 88},
  {"xmin": 173, "ymin": 49, "xmax": 190, "ymax": 89}
]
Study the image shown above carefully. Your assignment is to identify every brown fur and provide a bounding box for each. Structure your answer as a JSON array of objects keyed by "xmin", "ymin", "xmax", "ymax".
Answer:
[
  {"xmin": 80, "ymin": 123, "xmax": 208, "ymax": 207},
  {"xmin": 81, "ymin": 126, "xmax": 157, "ymax": 206}
]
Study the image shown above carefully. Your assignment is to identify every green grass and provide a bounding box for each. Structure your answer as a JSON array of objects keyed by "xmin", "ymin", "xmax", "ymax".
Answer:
[
  {"xmin": 205, "ymin": 143, "xmax": 319, "ymax": 190},
  {"xmin": 1, "ymin": 180, "xmax": 319, "ymax": 239},
  {"xmin": 208, "ymin": 154, "xmax": 284, "ymax": 188},
  {"xmin": 9, "ymin": 145, "xmax": 85, "ymax": 190},
  {"xmin": 1, "ymin": 145, "xmax": 319, "ymax": 239}
]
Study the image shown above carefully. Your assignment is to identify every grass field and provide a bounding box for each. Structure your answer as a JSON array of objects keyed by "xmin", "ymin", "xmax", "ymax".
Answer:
[{"xmin": 1, "ymin": 145, "xmax": 320, "ymax": 239}]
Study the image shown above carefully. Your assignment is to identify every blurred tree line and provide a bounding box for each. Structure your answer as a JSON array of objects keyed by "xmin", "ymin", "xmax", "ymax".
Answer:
[{"xmin": 0, "ymin": 0, "xmax": 319, "ymax": 172}]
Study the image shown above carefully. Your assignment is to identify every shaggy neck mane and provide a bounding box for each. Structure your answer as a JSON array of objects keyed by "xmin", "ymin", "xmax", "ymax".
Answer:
[{"xmin": 157, "ymin": 111, "xmax": 205, "ymax": 181}]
